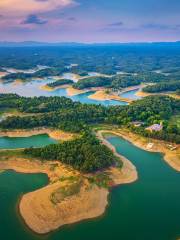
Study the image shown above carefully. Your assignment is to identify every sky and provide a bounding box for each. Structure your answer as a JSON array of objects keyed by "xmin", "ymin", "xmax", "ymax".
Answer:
[{"xmin": 0, "ymin": 0, "xmax": 180, "ymax": 43}]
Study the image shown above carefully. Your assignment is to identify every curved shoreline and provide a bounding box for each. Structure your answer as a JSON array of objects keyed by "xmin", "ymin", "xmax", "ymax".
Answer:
[
  {"xmin": 0, "ymin": 131, "xmax": 137, "ymax": 234},
  {"xmin": 0, "ymin": 127, "xmax": 179, "ymax": 235},
  {"xmin": 88, "ymin": 90, "xmax": 132, "ymax": 103},
  {"xmin": 66, "ymin": 86, "xmax": 89, "ymax": 96},
  {"xmin": 0, "ymin": 128, "xmax": 76, "ymax": 141},
  {"xmin": 98, "ymin": 129, "xmax": 180, "ymax": 172},
  {"xmin": 39, "ymin": 84, "xmax": 71, "ymax": 92},
  {"xmin": 96, "ymin": 131, "xmax": 138, "ymax": 184}
]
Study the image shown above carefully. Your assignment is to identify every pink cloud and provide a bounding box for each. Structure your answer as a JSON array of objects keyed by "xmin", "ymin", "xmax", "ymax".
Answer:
[
  {"xmin": 0, "ymin": 0, "xmax": 77, "ymax": 30},
  {"xmin": 0, "ymin": 0, "xmax": 76, "ymax": 16}
]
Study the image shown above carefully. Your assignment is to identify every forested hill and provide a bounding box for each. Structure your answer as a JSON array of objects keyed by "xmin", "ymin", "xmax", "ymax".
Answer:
[
  {"xmin": 1, "ymin": 43, "xmax": 180, "ymax": 75},
  {"xmin": 24, "ymin": 132, "xmax": 120, "ymax": 173},
  {"xmin": 0, "ymin": 94, "xmax": 180, "ymax": 143},
  {"xmin": 142, "ymin": 81, "xmax": 180, "ymax": 93}
]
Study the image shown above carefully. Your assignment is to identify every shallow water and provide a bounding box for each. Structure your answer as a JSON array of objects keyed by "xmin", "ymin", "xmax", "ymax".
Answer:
[
  {"xmin": 0, "ymin": 135, "xmax": 180, "ymax": 240},
  {"xmin": 120, "ymin": 89, "xmax": 141, "ymax": 100},
  {"xmin": 0, "ymin": 134, "xmax": 57, "ymax": 149}
]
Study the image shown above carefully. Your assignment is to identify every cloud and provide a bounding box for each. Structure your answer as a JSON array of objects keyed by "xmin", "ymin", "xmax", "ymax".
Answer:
[
  {"xmin": 142, "ymin": 23, "xmax": 180, "ymax": 31},
  {"xmin": 108, "ymin": 21, "xmax": 124, "ymax": 27},
  {"xmin": 67, "ymin": 17, "xmax": 76, "ymax": 21},
  {"xmin": 142, "ymin": 23, "xmax": 168, "ymax": 30},
  {"xmin": 0, "ymin": 0, "xmax": 78, "ymax": 30},
  {"xmin": 100, "ymin": 21, "xmax": 124, "ymax": 32},
  {"xmin": 22, "ymin": 14, "xmax": 48, "ymax": 25},
  {"xmin": 0, "ymin": 0, "xmax": 76, "ymax": 16}
]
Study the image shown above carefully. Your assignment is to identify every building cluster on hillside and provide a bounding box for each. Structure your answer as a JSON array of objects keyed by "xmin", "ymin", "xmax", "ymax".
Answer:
[
  {"xmin": 145, "ymin": 123, "xmax": 163, "ymax": 132},
  {"xmin": 131, "ymin": 121, "xmax": 163, "ymax": 132}
]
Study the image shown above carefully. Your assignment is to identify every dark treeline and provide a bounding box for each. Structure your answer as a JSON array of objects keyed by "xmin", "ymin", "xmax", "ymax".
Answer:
[
  {"xmin": 73, "ymin": 76, "xmax": 112, "ymax": 89},
  {"xmin": 1, "ymin": 44, "xmax": 180, "ymax": 88},
  {"xmin": 0, "ymin": 94, "xmax": 76, "ymax": 113},
  {"xmin": 73, "ymin": 72, "xmax": 180, "ymax": 91},
  {"xmin": 47, "ymin": 79, "xmax": 73, "ymax": 88},
  {"xmin": 2, "ymin": 72, "xmax": 32, "ymax": 81},
  {"xmin": 143, "ymin": 81, "xmax": 180, "ymax": 93},
  {"xmin": 24, "ymin": 132, "xmax": 118, "ymax": 173},
  {"xmin": 0, "ymin": 94, "xmax": 179, "ymax": 143},
  {"xmin": 2, "ymin": 67, "xmax": 67, "ymax": 81}
]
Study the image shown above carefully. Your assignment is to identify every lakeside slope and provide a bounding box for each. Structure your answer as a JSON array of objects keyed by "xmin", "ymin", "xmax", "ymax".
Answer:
[{"xmin": 98, "ymin": 129, "xmax": 180, "ymax": 171}]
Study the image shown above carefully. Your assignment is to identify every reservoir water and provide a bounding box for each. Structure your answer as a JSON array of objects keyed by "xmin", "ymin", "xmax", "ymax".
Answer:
[
  {"xmin": 0, "ymin": 80, "xmax": 127, "ymax": 106},
  {"xmin": 120, "ymin": 89, "xmax": 141, "ymax": 100},
  {"xmin": 0, "ymin": 134, "xmax": 180, "ymax": 240}
]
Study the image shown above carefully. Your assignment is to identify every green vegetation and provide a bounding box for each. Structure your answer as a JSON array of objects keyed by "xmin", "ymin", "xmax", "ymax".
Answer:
[
  {"xmin": 176, "ymin": 90, "xmax": 180, "ymax": 95},
  {"xmin": 1, "ymin": 44, "xmax": 180, "ymax": 75},
  {"xmin": 143, "ymin": 81, "xmax": 180, "ymax": 93},
  {"xmin": 170, "ymin": 114, "xmax": 180, "ymax": 129},
  {"xmin": 50, "ymin": 177, "xmax": 82, "ymax": 204},
  {"xmin": 0, "ymin": 149, "xmax": 23, "ymax": 158},
  {"xmin": 47, "ymin": 79, "xmax": 73, "ymax": 88},
  {"xmin": 24, "ymin": 132, "xmax": 117, "ymax": 173},
  {"xmin": 87, "ymin": 172, "xmax": 112, "ymax": 188},
  {"xmin": 73, "ymin": 72, "xmax": 180, "ymax": 91},
  {"xmin": 73, "ymin": 76, "xmax": 112, "ymax": 89},
  {"xmin": 0, "ymin": 94, "xmax": 179, "ymax": 143},
  {"xmin": 1, "ymin": 68, "xmax": 67, "ymax": 81},
  {"xmin": 2, "ymin": 73, "xmax": 32, "ymax": 81},
  {"xmin": 73, "ymin": 75, "xmax": 142, "ymax": 90},
  {"xmin": 110, "ymin": 75, "xmax": 141, "ymax": 90},
  {"xmin": 1, "ymin": 45, "xmax": 180, "ymax": 174},
  {"xmin": 33, "ymin": 68, "xmax": 66, "ymax": 78}
]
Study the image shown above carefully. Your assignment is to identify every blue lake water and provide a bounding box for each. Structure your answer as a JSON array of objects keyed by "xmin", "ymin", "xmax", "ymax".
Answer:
[
  {"xmin": 120, "ymin": 89, "xmax": 141, "ymax": 100},
  {"xmin": 0, "ymin": 80, "xmax": 127, "ymax": 106}
]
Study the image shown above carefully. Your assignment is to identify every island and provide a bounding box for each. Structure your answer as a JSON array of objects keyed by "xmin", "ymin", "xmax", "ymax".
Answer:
[{"xmin": 40, "ymin": 79, "xmax": 74, "ymax": 91}]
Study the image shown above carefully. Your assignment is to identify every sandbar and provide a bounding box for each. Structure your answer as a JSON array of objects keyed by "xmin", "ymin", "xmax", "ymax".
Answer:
[{"xmin": 88, "ymin": 90, "xmax": 132, "ymax": 103}]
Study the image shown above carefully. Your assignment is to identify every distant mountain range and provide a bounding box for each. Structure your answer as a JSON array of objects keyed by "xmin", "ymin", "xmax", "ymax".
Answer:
[
  {"xmin": 0, "ymin": 41, "xmax": 86, "ymax": 47},
  {"xmin": 0, "ymin": 41, "xmax": 180, "ymax": 47}
]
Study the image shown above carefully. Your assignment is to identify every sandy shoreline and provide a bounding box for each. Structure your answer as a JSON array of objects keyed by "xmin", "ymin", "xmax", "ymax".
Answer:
[
  {"xmin": 88, "ymin": 90, "xmax": 132, "ymax": 103},
  {"xmin": 39, "ymin": 84, "xmax": 71, "ymax": 92},
  {"xmin": 0, "ymin": 131, "xmax": 137, "ymax": 234},
  {"xmin": 98, "ymin": 129, "xmax": 180, "ymax": 172},
  {"xmin": 96, "ymin": 131, "xmax": 138, "ymax": 184},
  {"xmin": 0, "ymin": 128, "xmax": 76, "ymax": 141},
  {"xmin": 118, "ymin": 84, "xmax": 145, "ymax": 94},
  {"xmin": 0, "ymin": 71, "xmax": 8, "ymax": 78},
  {"xmin": 66, "ymin": 86, "xmax": 89, "ymax": 96},
  {"xmin": 40, "ymin": 84, "xmax": 88, "ymax": 96},
  {"xmin": 88, "ymin": 84, "xmax": 149, "ymax": 103}
]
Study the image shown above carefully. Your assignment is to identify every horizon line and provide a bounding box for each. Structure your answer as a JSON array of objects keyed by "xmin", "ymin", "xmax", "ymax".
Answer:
[{"xmin": 0, "ymin": 40, "xmax": 180, "ymax": 45}]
